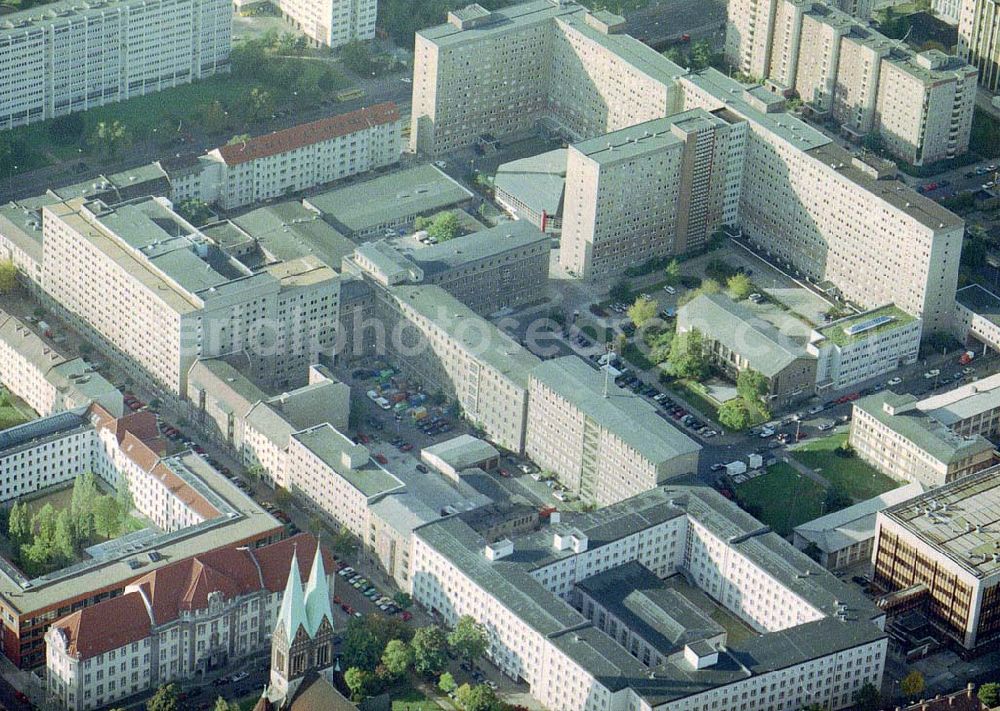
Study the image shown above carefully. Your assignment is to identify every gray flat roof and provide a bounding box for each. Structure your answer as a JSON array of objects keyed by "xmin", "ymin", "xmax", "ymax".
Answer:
[
  {"xmin": 303, "ymin": 165, "xmax": 473, "ymax": 234},
  {"xmin": 423, "ymin": 434, "xmax": 499, "ymax": 470},
  {"xmin": 418, "ymin": 0, "xmax": 584, "ymax": 47},
  {"xmin": 854, "ymin": 392, "xmax": 994, "ymax": 464},
  {"xmin": 232, "ymin": 202, "xmax": 357, "ymax": 271},
  {"xmin": 571, "ymin": 111, "xmax": 725, "ymax": 165},
  {"xmin": 530, "ymin": 356, "xmax": 700, "ymax": 464},
  {"xmin": 917, "ymin": 372, "xmax": 1000, "ymax": 427},
  {"xmin": 794, "ymin": 483, "xmax": 923, "ymax": 554},
  {"xmin": 397, "ymin": 219, "xmax": 549, "ymax": 276},
  {"xmin": 678, "ymin": 293, "xmax": 810, "ymax": 377},
  {"xmin": 388, "ymin": 285, "xmax": 541, "ymax": 388},
  {"xmin": 292, "ymin": 424, "xmax": 405, "ymax": 499},
  {"xmin": 494, "ymin": 149, "xmax": 567, "ymax": 217},
  {"xmin": 956, "ymin": 284, "xmax": 1000, "ymax": 327},
  {"xmin": 881, "ymin": 465, "xmax": 1000, "ymax": 579}
]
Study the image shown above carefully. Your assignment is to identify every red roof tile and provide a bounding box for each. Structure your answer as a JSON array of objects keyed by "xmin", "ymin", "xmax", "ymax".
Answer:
[
  {"xmin": 254, "ymin": 534, "xmax": 333, "ymax": 593},
  {"xmin": 216, "ymin": 103, "xmax": 399, "ymax": 166},
  {"xmin": 148, "ymin": 461, "xmax": 220, "ymax": 521},
  {"xmin": 53, "ymin": 592, "xmax": 152, "ymax": 658}
]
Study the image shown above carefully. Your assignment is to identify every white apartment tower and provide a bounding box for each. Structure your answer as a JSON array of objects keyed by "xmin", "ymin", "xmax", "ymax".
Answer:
[
  {"xmin": 958, "ymin": 0, "xmax": 1000, "ymax": 92},
  {"xmin": 0, "ymin": 0, "xmax": 230, "ymax": 130},
  {"xmin": 274, "ymin": 0, "xmax": 376, "ymax": 47}
]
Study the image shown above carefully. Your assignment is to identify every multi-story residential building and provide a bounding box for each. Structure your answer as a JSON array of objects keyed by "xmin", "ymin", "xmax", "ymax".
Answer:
[
  {"xmin": 526, "ymin": 357, "xmax": 700, "ymax": 505},
  {"xmin": 560, "ymin": 110, "xmax": 745, "ymax": 278},
  {"xmin": 680, "ymin": 69, "xmax": 965, "ymax": 333},
  {"xmin": 874, "ymin": 49, "xmax": 978, "ymax": 166},
  {"xmin": 727, "ymin": 0, "xmax": 977, "ymax": 165},
  {"xmin": 955, "ymin": 284, "xmax": 1000, "ymax": 354},
  {"xmin": 273, "ymin": 0, "xmax": 376, "ymax": 47},
  {"xmin": 194, "ymin": 104, "xmax": 401, "ymax": 209},
  {"xmin": 849, "ymin": 391, "xmax": 995, "ymax": 486},
  {"xmin": 871, "ymin": 466, "xmax": 1000, "ymax": 651},
  {"xmin": 807, "ymin": 305, "xmax": 922, "ymax": 393},
  {"xmin": 0, "ymin": 0, "xmax": 230, "ymax": 131},
  {"xmin": 958, "ymin": 0, "xmax": 1000, "ymax": 91},
  {"xmin": 677, "ymin": 293, "xmax": 818, "ymax": 405},
  {"xmin": 45, "ymin": 535, "xmax": 332, "ymax": 711},
  {"xmin": 371, "ymin": 284, "xmax": 541, "ymax": 452},
  {"xmin": 41, "ymin": 197, "xmax": 339, "ymax": 398},
  {"xmin": 410, "ymin": 485, "xmax": 888, "ymax": 711},
  {"xmin": 348, "ymin": 220, "xmax": 552, "ymax": 316},
  {"xmin": 0, "ymin": 311, "xmax": 121, "ymax": 417},
  {"xmin": 411, "ymin": 0, "xmax": 966, "ymax": 332},
  {"xmin": 0, "ymin": 406, "xmax": 282, "ymax": 670},
  {"xmin": 934, "ymin": 0, "xmax": 964, "ymax": 23},
  {"xmin": 409, "ymin": 1, "xmax": 684, "ymax": 156},
  {"xmin": 792, "ymin": 483, "xmax": 923, "ymax": 570}
]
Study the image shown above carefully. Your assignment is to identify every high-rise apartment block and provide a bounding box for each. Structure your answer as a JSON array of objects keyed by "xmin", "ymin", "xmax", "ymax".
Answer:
[
  {"xmin": 273, "ymin": 0, "xmax": 376, "ymax": 47},
  {"xmin": 41, "ymin": 197, "xmax": 340, "ymax": 398},
  {"xmin": 726, "ymin": 0, "xmax": 977, "ymax": 165},
  {"xmin": 958, "ymin": 0, "xmax": 1000, "ymax": 92},
  {"xmin": 0, "ymin": 0, "xmax": 230, "ymax": 131},
  {"xmin": 560, "ymin": 110, "xmax": 745, "ymax": 278}
]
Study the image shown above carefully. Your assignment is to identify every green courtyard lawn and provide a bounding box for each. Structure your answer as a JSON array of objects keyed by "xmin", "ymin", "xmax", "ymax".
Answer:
[
  {"xmin": 0, "ymin": 388, "xmax": 32, "ymax": 431},
  {"xmin": 391, "ymin": 688, "xmax": 440, "ymax": 711},
  {"xmin": 789, "ymin": 433, "xmax": 898, "ymax": 501},
  {"xmin": 734, "ymin": 463, "xmax": 826, "ymax": 537},
  {"xmin": 668, "ymin": 379, "xmax": 721, "ymax": 423}
]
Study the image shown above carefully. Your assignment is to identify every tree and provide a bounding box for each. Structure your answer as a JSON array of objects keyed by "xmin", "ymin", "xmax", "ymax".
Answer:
[
  {"xmin": 823, "ymin": 484, "xmax": 852, "ymax": 514},
  {"xmin": 90, "ymin": 120, "xmax": 130, "ymax": 158},
  {"xmin": 246, "ymin": 87, "xmax": 275, "ymax": 122},
  {"xmin": 226, "ymin": 133, "xmax": 251, "ymax": 146},
  {"xmin": 344, "ymin": 667, "xmax": 375, "ymax": 701},
  {"xmin": 414, "ymin": 215, "xmax": 432, "ymax": 231},
  {"xmin": 54, "ymin": 509, "xmax": 76, "ymax": 561},
  {"xmin": 609, "ymin": 280, "xmax": 632, "ymax": 304},
  {"xmin": 664, "ymin": 258, "xmax": 681, "ymax": 286},
  {"xmin": 700, "ymin": 278, "xmax": 722, "ymax": 295},
  {"xmin": 662, "ymin": 46, "xmax": 685, "ymax": 66},
  {"xmin": 853, "ymin": 682, "xmax": 881, "ymax": 711},
  {"xmin": 718, "ymin": 398, "xmax": 752, "ymax": 431},
  {"xmin": 457, "ymin": 683, "xmax": 502, "ymax": 711},
  {"xmin": 93, "ymin": 496, "xmax": 122, "ymax": 538},
  {"xmin": 8, "ymin": 501, "xmax": 29, "ymax": 545},
  {"xmin": 116, "ymin": 479, "xmax": 134, "ymax": 519},
  {"xmin": 900, "ymin": 670, "xmax": 925, "ymax": 700},
  {"xmin": 72, "ymin": 472, "xmax": 98, "ymax": 520},
  {"xmin": 0, "ymin": 260, "xmax": 18, "ymax": 294},
  {"xmin": 147, "ymin": 683, "xmax": 180, "ymax": 711},
  {"xmin": 48, "ymin": 113, "xmax": 86, "ymax": 146},
  {"xmin": 666, "ymin": 329, "xmax": 709, "ymax": 380},
  {"xmin": 727, "ymin": 273, "xmax": 753, "ymax": 300},
  {"xmin": 448, "ymin": 615, "xmax": 488, "ymax": 663},
  {"xmin": 411, "ymin": 624, "xmax": 449, "ymax": 677},
  {"xmin": 427, "ymin": 211, "xmax": 460, "ymax": 242},
  {"xmin": 439, "ymin": 671, "xmax": 458, "ymax": 695},
  {"xmin": 380, "ymin": 639, "xmax": 413, "ymax": 678},
  {"xmin": 34, "ymin": 503, "xmax": 57, "ymax": 547},
  {"xmin": 978, "ymin": 682, "xmax": 1000, "ymax": 707},
  {"xmin": 176, "ymin": 199, "xmax": 213, "ymax": 227},
  {"xmin": 342, "ymin": 618, "xmax": 384, "ymax": 671},
  {"xmin": 627, "ymin": 296, "xmax": 658, "ymax": 328},
  {"xmin": 214, "ymin": 699, "xmax": 240, "ymax": 711},
  {"xmin": 736, "ymin": 369, "xmax": 768, "ymax": 404},
  {"xmin": 393, "ymin": 592, "xmax": 413, "ymax": 609},
  {"xmin": 690, "ymin": 40, "xmax": 713, "ymax": 70},
  {"xmin": 341, "ymin": 40, "xmax": 379, "ymax": 75}
]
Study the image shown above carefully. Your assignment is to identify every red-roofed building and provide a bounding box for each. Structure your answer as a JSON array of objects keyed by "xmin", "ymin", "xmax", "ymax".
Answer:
[
  {"xmin": 46, "ymin": 535, "xmax": 332, "ymax": 711},
  {"xmin": 198, "ymin": 103, "xmax": 401, "ymax": 209}
]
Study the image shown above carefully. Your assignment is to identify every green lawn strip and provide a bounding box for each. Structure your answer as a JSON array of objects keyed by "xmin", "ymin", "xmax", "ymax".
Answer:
[
  {"xmin": 789, "ymin": 433, "xmax": 897, "ymax": 501},
  {"xmin": 669, "ymin": 379, "xmax": 721, "ymax": 423},
  {"xmin": 734, "ymin": 463, "xmax": 826, "ymax": 537},
  {"xmin": 391, "ymin": 687, "xmax": 440, "ymax": 711}
]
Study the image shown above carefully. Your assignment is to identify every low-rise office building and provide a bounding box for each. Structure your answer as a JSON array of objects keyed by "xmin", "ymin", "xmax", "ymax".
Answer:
[
  {"xmin": 410, "ymin": 485, "xmax": 888, "ymax": 711},
  {"xmin": 421, "ymin": 435, "xmax": 500, "ymax": 481},
  {"xmin": 916, "ymin": 372, "xmax": 1000, "ymax": 439},
  {"xmin": 792, "ymin": 483, "xmax": 923, "ymax": 570},
  {"xmin": 677, "ymin": 293, "xmax": 817, "ymax": 405},
  {"xmin": 871, "ymin": 466, "xmax": 1000, "ymax": 651},
  {"xmin": 526, "ymin": 356, "xmax": 701, "ymax": 505},
  {"xmin": 808, "ymin": 305, "xmax": 922, "ymax": 393},
  {"xmin": 849, "ymin": 391, "xmax": 995, "ymax": 487},
  {"xmin": 45, "ymin": 535, "xmax": 332, "ymax": 711},
  {"xmin": 493, "ymin": 150, "xmax": 567, "ymax": 234},
  {"xmin": 955, "ymin": 284, "xmax": 1000, "ymax": 354}
]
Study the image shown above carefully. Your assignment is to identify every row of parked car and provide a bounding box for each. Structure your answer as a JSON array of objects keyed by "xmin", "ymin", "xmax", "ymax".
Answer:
[{"xmin": 335, "ymin": 564, "xmax": 412, "ymax": 621}]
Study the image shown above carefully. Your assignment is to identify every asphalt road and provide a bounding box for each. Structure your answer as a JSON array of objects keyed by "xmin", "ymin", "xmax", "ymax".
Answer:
[{"xmin": 625, "ymin": 0, "xmax": 727, "ymax": 48}]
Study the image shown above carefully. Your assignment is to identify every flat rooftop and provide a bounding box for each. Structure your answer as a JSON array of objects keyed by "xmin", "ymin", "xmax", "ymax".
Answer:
[
  {"xmin": 956, "ymin": 284, "xmax": 1000, "ymax": 327},
  {"xmin": 815, "ymin": 304, "xmax": 918, "ymax": 347},
  {"xmin": 418, "ymin": 0, "xmax": 584, "ymax": 47},
  {"xmin": 530, "ymin": 356, "xmax": 701, "ymax": 464},
  {"xmin": 231, "ymin": 201, "xmax": 357, "ymax": 271},
  {"xmin": 303, "ymin": 164, "xmax": 473, "ymax": 235},
  {"xmin": 917, "ymin": 372, "xmax": 1000, "ymax": 428},
  {"xmin": 388, "ymin": 284, "xmax": 541, "ymax": 388},
  {"xmin": 493, "ymin": 149, "xmax": 567, "ymax": 217},
  {"xmin": 854, "ymin": 392, "xmax": 994, "ymax": 464},
  {"xmin": 881, "ymin": 465, "xmax": 1000, "ymax": 579},
  {"xmin": 292, "ymin": 424, "xmax": 405, "ymax": 499},
  {"xmin": 396, "ymin": 219, "xmax": 549, "ymax": 276},
  {"xmin": 423, "ymin": 435, "xmax": 499, "ymax": 470}
]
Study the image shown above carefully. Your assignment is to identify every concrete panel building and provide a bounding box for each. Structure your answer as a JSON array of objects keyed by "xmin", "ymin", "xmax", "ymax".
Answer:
[
  {"xmin": 0, "ymin": 0, "xmax": 230, "ymax": 130},
  {"xmin": 410, "ymin": 485, "xmax": 888, "ymax": 711},
  {"xmin": 958, "ymin": 0, "xmax": 1000, "ymax": 92},
  {"xmin": 955, "ymin": 284, "xmax": 1000, "ymax": 353},
  {"xmin": 273, "ymin": 0, "xmax": 376, "ymax": 47},
  {"xmin": 871, "ymin": 466, "xmax": 1000, "ymax": 651},
  {"xmin": 526, "ymin": 356, "xmax": 701, "ymax": 506},
  {"xmin": 849, "ymin": 391, "xmax": 995, "ymax": 487},
  {"xmin": 560, "ymin": 110, "xmax": 745, "ymax": 278}
]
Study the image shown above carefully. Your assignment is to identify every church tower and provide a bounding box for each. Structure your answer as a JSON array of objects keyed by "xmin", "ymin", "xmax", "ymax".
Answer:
[{"xmin": 266, "ymin": 545, "xmax": 336, "ymax": 706}]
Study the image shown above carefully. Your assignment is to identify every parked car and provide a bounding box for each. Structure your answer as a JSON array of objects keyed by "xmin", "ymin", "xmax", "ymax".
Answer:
[
  {"xmin": 887, "ymin": 377, "xmax": 902, "ymax": 386},
  {"xmin": 923, "ymin": 369, "xmax": 940, "ymax": 379}
]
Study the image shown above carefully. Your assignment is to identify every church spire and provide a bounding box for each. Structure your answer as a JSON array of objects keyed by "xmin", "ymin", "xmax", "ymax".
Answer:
[
  {"xmin": 303, "ymin": 543, "xmax": 334, "ymax": 636},
  {"xmin": 275, "ymin": 547, "xmax": 307, "ymax": 641}
]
